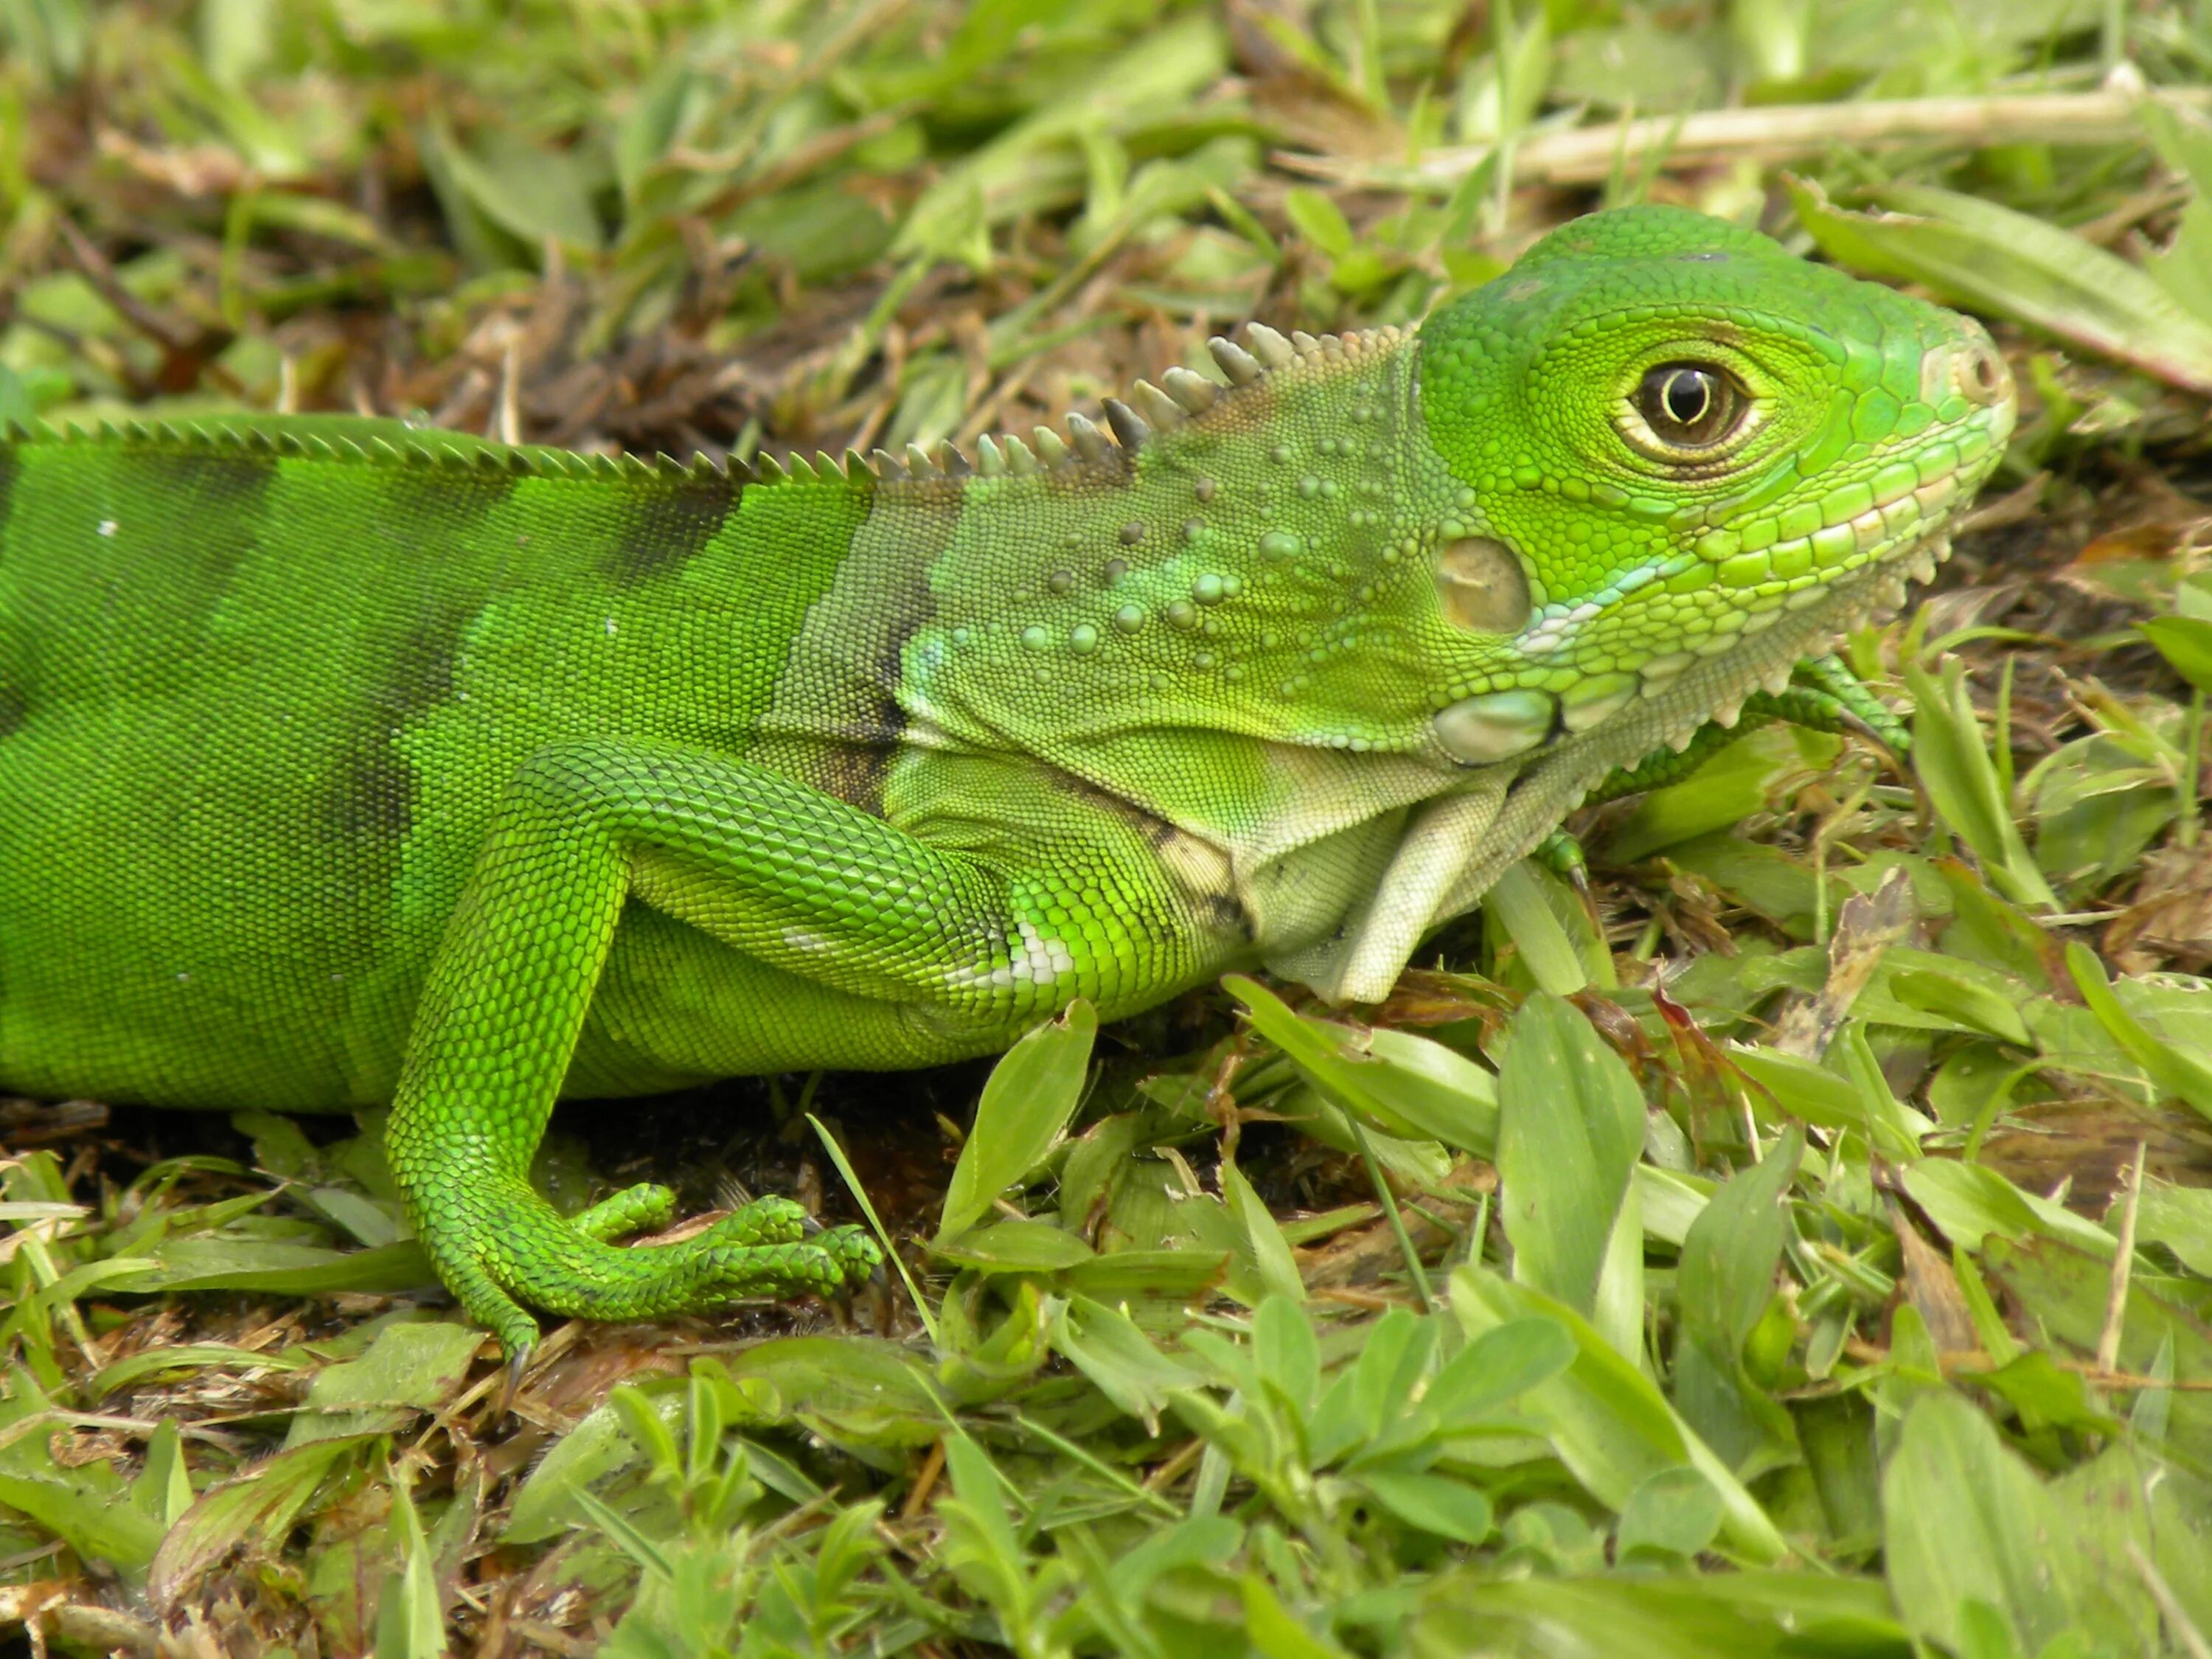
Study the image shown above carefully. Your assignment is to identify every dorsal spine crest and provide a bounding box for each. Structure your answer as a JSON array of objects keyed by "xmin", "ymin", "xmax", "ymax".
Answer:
[{"xmin": 0, "ymin": 320, "xmax": 1403, "ymax": 501}]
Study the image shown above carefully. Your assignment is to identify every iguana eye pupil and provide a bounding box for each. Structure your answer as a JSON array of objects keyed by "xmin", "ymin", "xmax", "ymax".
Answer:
[
  {"xmin": 1634, "ymin": 361, "xmax": 1744, "ymax": 448},
  {"xmin": 1662, "ymin": 369, "xmax": 1709, "ymax": 425}
]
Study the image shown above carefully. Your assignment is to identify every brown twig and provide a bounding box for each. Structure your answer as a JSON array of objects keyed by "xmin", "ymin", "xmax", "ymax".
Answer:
[
  {"xmin": 900, "ymin": 1436, "xmax": 947, "ymax": 1523},
  {"xmin": 1281, "ymin": 87, "xmax": 2212, "ymax": 192},
  {"xmin": 52, "ymin": 215, "xmax": 246, "ymax": 397}
]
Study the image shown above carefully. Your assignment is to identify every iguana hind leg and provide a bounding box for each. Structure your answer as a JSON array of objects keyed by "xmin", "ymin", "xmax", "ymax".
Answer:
[{"xmin": 388, "ymin": 740, "xmax": 1158, "ymax": 1356}]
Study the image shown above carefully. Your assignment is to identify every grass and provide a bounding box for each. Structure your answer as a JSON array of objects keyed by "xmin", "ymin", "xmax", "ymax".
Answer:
[{"xmin": 4, "ymin": 0, "xmax": 2212, "ymax": 1654}]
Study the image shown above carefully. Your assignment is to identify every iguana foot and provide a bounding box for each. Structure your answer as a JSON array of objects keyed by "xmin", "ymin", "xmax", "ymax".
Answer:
[
  {"xmin": 429, "ymin": 1188, "xmax": 885, "ymax": 1359},
  {"xmin": 1579, "ymin": 653, "xmax": 1909, "ymax": 814},
  {"xmin": 1534, "ymin": 827, "xmax": 1590, "ymax": 888},
  {"xmin": 1533, "ymin": 829, "xmax": 1604, "ymax": 931},
  {"xmin": 1792, "ymin": 653, "xmax": 1911, "ymax": 757},
  {"xmin": 567, "ymin": 1180, "xmax": 679, "ymax": 1242},
  {"xmin": 1537, "ymin": 655, "xmax": 1907, "ymax": 902}
]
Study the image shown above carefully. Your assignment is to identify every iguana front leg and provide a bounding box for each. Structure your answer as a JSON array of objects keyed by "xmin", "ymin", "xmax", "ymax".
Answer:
[
  {"xmin": 1534, "ymin": 654, "xmax": 1909, "ymax": 883},
  {"xmin": 388, "ymin": 740, "xmax": 1161, "ymax": 1357}
]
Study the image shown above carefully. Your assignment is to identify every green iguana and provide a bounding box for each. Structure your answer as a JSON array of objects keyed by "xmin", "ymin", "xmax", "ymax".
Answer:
[{"xmin": 0, "ymin": 206, "xmax": 2016, "ymax": 1356}]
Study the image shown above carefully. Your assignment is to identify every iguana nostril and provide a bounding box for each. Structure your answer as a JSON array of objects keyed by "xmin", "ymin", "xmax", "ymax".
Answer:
[{"xmin": 1955, "ymin": 337, "xmax": 2010, "ymax": 406}]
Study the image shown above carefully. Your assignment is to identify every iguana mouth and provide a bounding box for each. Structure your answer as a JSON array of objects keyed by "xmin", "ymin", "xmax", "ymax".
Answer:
[{"xmin": 1650, "ymin": 397, "xmax": 2017, "ymax": 723}]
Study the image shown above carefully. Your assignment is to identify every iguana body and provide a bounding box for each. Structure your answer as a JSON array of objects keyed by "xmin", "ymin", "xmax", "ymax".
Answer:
[{"xmin": 0, "ymin": 208, "xmax": 2015, "ymax": 1352}]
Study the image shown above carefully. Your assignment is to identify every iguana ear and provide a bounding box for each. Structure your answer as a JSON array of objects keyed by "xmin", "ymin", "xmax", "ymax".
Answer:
[{"xmin": 1434, "ymin": 535, "xmax": 1533, "ymax": 636}]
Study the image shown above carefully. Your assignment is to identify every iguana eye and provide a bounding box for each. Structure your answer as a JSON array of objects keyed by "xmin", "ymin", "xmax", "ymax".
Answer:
[{"xmin": 1632, "ymin": 363, "xmax": 1746, "ymax": 448}]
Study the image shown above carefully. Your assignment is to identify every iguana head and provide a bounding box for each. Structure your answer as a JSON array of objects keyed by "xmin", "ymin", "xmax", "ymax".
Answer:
[
  {"xmin": 1407, "ymin": 203, "xmax": 2014, "ymax": 765},
  {"xmin": 897, "ymin": 204, "xmax": 2013, "ymax": 860}
]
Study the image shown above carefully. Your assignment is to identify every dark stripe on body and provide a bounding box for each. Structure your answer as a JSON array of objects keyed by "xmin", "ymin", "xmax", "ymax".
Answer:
[
  {"xmin": 140, "ymin": 448, "xmax": 279, "ymax": 527},
  {"xmin": 815, "ymin": 546, "xmax": 923, "ymax": 810},
  {"xmin": 327, "ymin": 617, "xmax": 467, "ymax": 842},
  {"xmin": 1204, "ymin": 891, "xmax": 1256, "ymax": 943},
  {"xmin": 756, "ymin": 475, "xmax": 938, "ymax": 813},
  {"xmin": 319, "ymin": 465, "xmax": 518, "ymax": 863},
  {"xmin": 606, "ymin": 479, "xmax": 740, "ymax": 584}
]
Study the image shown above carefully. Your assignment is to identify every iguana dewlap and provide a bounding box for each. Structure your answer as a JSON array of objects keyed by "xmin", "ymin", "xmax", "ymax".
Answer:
[{"xmin": 0, "ymin": 206, "xmax": 2015, "ymax": 1352}]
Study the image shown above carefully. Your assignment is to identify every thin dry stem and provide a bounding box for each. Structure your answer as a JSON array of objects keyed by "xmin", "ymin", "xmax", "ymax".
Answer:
[
  {"xmin": 1284, "ymin": 88, "xmax": 2212, "ymax": 191},
  {"xmin": 2098, "ymin": 1139, "xmax": 2149, "ymax": 1374}
]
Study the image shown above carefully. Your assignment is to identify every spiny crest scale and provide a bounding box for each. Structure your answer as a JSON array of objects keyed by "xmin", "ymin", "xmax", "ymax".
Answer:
[
  {"xmin": 15, "ymin": 413, "xmax": 771, "ymax": 491},
  {"xmin": 1245, "ymin": 322, "xmax": 1294, "ymax": 366},
  {"xmin": 1208, "ymin": 337, "xmax": 1261, "ymax": 384},
  {"xmin": 1127, "ymin": 381, "xmax": 1183, "ymax": 430},
  {"xmin": 1160, "ymin": 366, "xmax": 1218, "ymax": 414},
  {"xmin": 1102, "ymin": 398, "xmax": 1150, "ymax": 450},
  {"xmin": 1066, "ymin": 412, "xmax": 1112, "ymax": 467}
]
